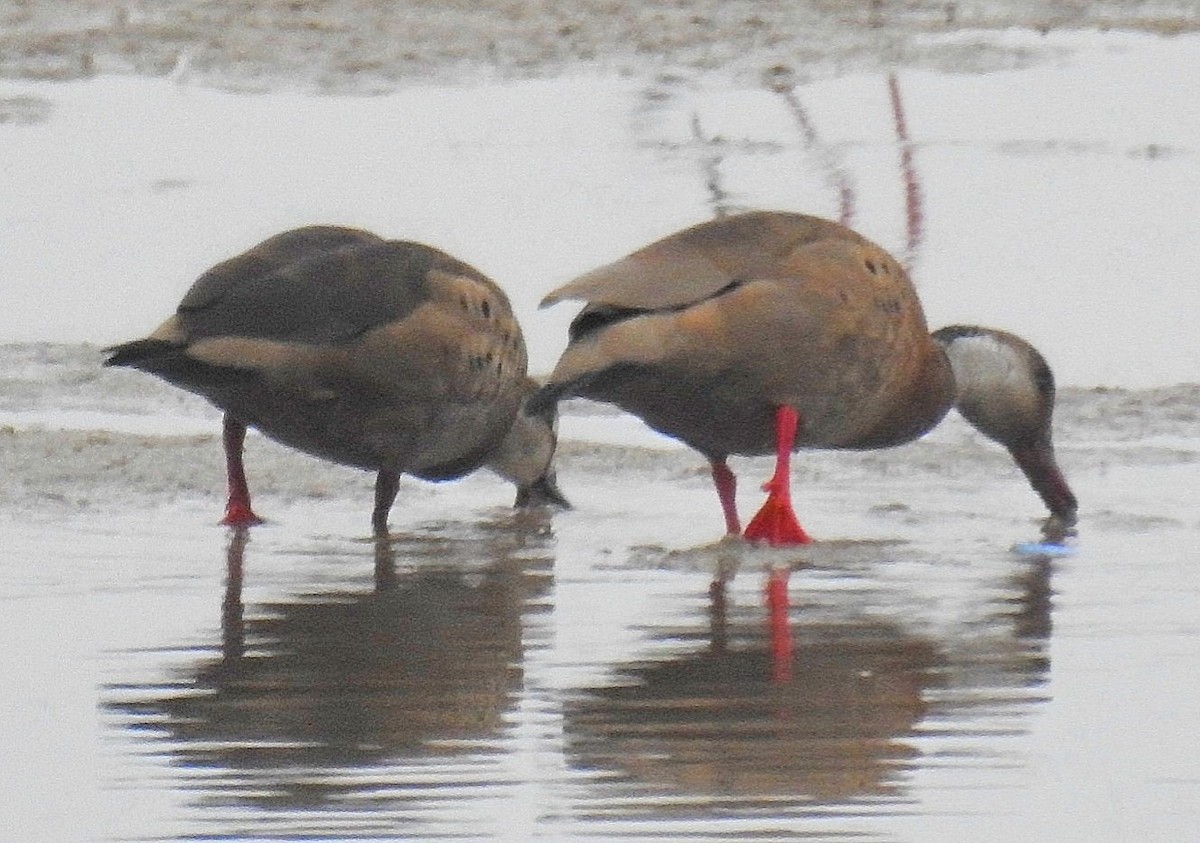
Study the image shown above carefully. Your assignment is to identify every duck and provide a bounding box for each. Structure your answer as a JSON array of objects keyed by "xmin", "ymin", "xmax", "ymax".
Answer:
[
  {"xmin": 532, "ymin": 210, "xmax": 1076, "ymax": 545},
  {"xmin": 105, "ymin": 225, "xmax": 569, "ymax": 534}
]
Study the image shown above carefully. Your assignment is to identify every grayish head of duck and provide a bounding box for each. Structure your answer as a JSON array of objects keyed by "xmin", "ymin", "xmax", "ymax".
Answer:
[
  {"xmin": 492, "ymin": 383, "xmax": 570, "ymax": 510},
  {"xmin": 932, "ymin": 324, "xmax": 1078, "ymax": 531}
]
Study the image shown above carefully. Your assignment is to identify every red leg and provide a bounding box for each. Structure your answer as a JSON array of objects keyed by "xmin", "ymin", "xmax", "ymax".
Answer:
[
  {"xmin": 766, "ymin": 567, "xmax": 792, "ymax": 683},
  {"xmin": 220, "ymin": 415, "xmax": 263, "ymax": 527},
  {"xmin": 710, "ymin": 457, "xmax": 741, "ymax": 536},
  {"xmin": 743, "ymin": 406, "xmax": 811, "ymax": 545}
]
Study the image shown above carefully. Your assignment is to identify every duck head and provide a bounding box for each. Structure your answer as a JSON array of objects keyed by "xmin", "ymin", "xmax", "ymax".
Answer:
[
  {"xmin": 932, "ymin": 325, "xmax": 1078, "ymax": 530},
  {"xmin": 489, "ymin": 380, "xmax": 571, "ymax": 510}
]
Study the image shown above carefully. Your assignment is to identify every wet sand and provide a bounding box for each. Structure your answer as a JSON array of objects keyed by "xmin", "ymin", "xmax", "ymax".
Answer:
[
  {"xmin": 4, "ymin": 0, "xmax": 1197, "ymax": 92},
  {"xmin": 4, "ymin": 343, "xmax": 1196, "ymax": 530}
]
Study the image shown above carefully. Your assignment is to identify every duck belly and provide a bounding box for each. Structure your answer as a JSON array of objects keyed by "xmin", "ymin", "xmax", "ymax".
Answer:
[{"xmin": 198, "ymin": 379, "xmax": 509, "ymax": 480}]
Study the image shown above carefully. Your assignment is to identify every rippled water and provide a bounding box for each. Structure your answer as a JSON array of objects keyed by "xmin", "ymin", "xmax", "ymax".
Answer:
[
  {"xmin": 84, "ymin": 526, "xmax": 1056, "ymax": 841},
  {"xmin": 2, "ymin": 344, "xmax": 1198, "ymax": 842},
  {"xmin": 103, "ymin": 526, "xmax": 553, "ymax": 840}
]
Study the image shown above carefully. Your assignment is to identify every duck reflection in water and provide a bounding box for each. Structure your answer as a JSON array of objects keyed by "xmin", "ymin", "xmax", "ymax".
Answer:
[
  {"xmin": 107, "ymin": 517, "xmax": 553, "ymax": 808},
  {"xmin": 566, "ymin": 549, "xmax": 1055, "ymax": 807}
]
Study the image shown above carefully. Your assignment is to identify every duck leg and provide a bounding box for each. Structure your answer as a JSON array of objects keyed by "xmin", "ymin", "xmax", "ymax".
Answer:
[
  {"xmin": 372, "ymin": 469, "xmax": 401, "ymax": 536},
  {"xmin": 743, "ymin": 406, "xmax": 812, "ymax": 546},
  {"xmin": 220, "ymin": 415, "xmax": 264, "ymax": 527},
  {"xmin": 709, "ymin": 457, "xmax": 741, "ymax": 536}
]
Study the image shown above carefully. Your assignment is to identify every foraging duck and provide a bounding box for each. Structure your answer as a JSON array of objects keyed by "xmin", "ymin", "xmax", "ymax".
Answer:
[
  {"xmin": 105, "ymin": 225, "xmax": 568, "ymax": 533},
  {"xmin": 533, "ymin": 211, "xmax": 1076, "ymax": 545}
]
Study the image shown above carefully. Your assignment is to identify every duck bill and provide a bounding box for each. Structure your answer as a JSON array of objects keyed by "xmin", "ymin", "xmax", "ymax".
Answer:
[
  {"xmin": 514, "ymin": 473, "xmax": 572, "ymax": 510},
  {"xmin": 1010, "ymin": 441, "xmax": 1078, "ymax": 525}
]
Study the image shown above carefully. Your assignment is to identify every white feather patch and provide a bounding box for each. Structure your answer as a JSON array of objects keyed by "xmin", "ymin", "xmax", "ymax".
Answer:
[{"xmin": 944, "ymin": 334, "xmax": 1029, "ymax": 398}]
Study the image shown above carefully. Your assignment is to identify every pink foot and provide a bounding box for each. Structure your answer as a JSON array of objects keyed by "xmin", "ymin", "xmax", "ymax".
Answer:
[
  {"xmin": 743, "ymin": 479, "xmax": 811, "ymax": 546},
  {"xmin": 220, "ymin": 501, "xmax": 264, "ymax": 527}
]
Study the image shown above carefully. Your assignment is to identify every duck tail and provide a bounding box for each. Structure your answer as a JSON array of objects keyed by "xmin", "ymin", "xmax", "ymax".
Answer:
[{"xmin": 102, "ymin": 338, "xmax": 180, "ymax": 370}]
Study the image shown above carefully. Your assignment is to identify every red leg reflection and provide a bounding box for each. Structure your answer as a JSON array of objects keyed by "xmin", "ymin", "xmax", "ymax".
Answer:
[
  {"xmin": 766, "ymin": 566, "xmax": 793, "ymax": 683},
  {"xmin": 221, "ymin": 527, "xmax": 247, "ymax": 663}
]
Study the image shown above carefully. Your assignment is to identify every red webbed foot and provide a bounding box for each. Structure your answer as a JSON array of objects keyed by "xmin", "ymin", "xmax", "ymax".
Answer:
[
  {"xmin": 742, "ymin": 406, "xmax": 812, "ymax": 546},
  {"xmin": 220, "ymin": 501, "xmax": 264, "ymax": 527},
  {"xmin": 743, "ymin": 483, "xmax": 811, "ymax": 546}
]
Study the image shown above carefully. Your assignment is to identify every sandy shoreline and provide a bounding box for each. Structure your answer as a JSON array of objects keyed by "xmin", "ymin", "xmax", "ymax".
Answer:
[{"xmin": 3, "ymin": 0, "xmax": 1198, "ymax": 94}]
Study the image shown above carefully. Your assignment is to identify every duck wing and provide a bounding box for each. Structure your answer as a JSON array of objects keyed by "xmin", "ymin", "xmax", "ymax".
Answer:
[
  {"xmin": 176, "ymin": 226, "xmax": 455, "ymax": 345},
  {"xmin": 540, "ymin": 211, "xmax": 864, "ymax": 311}
]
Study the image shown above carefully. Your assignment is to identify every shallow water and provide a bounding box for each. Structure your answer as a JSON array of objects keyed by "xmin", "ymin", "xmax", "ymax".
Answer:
[
  {"xmin": 3, "ymin": 12, "xmax": 1200, "ymax": 842},
  {"xmin": 2, "ymin": 345, "xmax": 1199, "ymax": 842}
]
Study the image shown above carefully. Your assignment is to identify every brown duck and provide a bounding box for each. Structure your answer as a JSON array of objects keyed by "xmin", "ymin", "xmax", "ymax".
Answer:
[
  {"xmin": 106, "ymin": 225, "xmax": 568, "ymax": 533},
  {"xmin": 533, "ymin": 211, "xmax": 1076, "ymax": 545}
]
